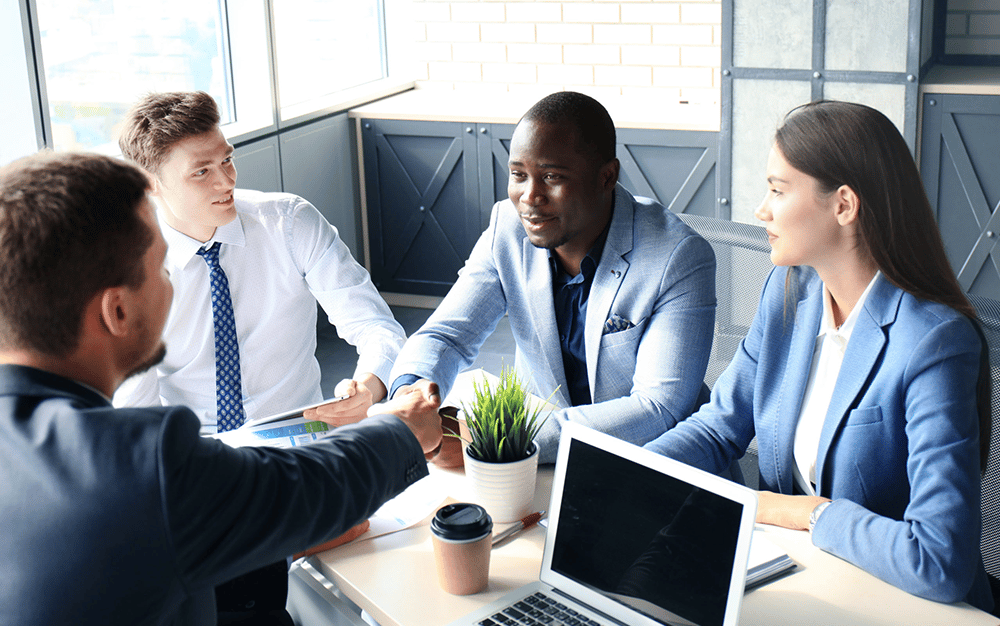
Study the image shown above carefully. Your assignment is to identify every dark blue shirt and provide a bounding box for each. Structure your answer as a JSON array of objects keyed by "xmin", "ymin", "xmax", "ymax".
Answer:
[{"xmin": 551, "ymin": 225, "xmax": 610, "ymax": 407}]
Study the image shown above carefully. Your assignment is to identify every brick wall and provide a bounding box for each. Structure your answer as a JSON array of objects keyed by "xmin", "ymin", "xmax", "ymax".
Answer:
[
  {"xmin": 946, "ymin": 0, "xmax": 1000, "ymax": 56},
  {"xmin": 400, "ymin": 0, "xmax": 722, "ymax": 104}
]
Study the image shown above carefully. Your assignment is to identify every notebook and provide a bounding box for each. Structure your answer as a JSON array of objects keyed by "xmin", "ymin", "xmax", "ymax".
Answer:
[{"xmin": 447, "ymin": 422, "xmax": 758, "ymax": 626}]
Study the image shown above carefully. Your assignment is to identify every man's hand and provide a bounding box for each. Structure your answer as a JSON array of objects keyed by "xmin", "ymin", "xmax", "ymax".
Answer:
[
  {"xmin": 370, "ymin": 379, "xmax": 443, "ymax": 454},
  {"xmin": 304, "ymin": 373, "xmax": 385, "ymax": 426},
  {"xmin": 755, "ymin": 491, "xmax": 830, "ymax": 531}
]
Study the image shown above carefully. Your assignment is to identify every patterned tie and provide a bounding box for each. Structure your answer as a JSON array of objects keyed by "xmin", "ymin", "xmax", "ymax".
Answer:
[{"xmin": 196, "ymin": 242, "xmax": 246, "ymax": 431}]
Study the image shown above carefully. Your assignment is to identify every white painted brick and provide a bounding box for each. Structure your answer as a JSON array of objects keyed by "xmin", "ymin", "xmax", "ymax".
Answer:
[
  {"xmin": 428, "ymin": 61, "xmax": 482, "ymax": 82},
  {"xmin": 563, "ymin": 3, "xmax": 621, "ymax": 24},
  {"xmin": 566, "ymin": 86, "xmax": 627, "ymax": 101},
  {"xmin": 970, "ymin": 15, "xmax": 1000, "ymax": 37},
  {"xmin": 653, "ymin": 24, "xmax": 714, "ymax": 46},
  {"xmin": 621, "ymin": 86, "xmax": 684, "ymax": 104},
  {"xmin": 412, "ymin": 62, "xmax": 430, "ymax": 82},
  {"xmin": 507, "ymin": 3, "xmax": 562, "ymax": 23},
  {"xmin": 415, "ymin": 2, "xmax": 451, "ymax": 22},
  {"xmin": 622, "ymin": 44, "xmax": 680, "ymax": 67},
  {"xmin": 507, "ymin": 43, "xmax": 563, "ymax": 64},
  {"xmin": 594, "ymin": 24, "xmax": 652, "ymax": 45},
  {"xmin": 426, "ymin": 22, "xmax": 480, "ymax": 43},
  {"xmin": 621, "ymin": 4, "xmax": 681, "ymax": 25},
  {"xmin": 654, "ymin": 66, "xmax": 714, "ymax": 88},
  {"xmin": 538, "ymin": 63, "xmax": 595, "ymax": 85},
  {"xmin": 410, "ymin": 22, "xmax": 427, "ymax": 43},
  {"xmin": 564, "ymin": 44, "xmax": 620, "ymax": 65},
  {"xmin": 483, "ymin": 62, "xmax": 538, "ymax": 84},
  {"xmin": 595, "ymin": 64, "xmax": 652, "ymax": 87},
  {"xmin": 451, "ymin": 3, "xmax": 506, "ymax": 23},
  {"xmin": 681, "ymin": 2, "xmax": 722, "ymax": 24},
  {"xmin": 482, "ymin": 23, "xmax": 537, "ymax": 43},
  {"xmin": 946, "ymin": 14, "xmax": 969, "ymax": 36},
  {"xmin": 538, "ymin": 23, "xmax": 593, "ymax": 44},
  {"xmin": 453, "ymin": 42, "xmax": 508, "ymax": 63},
  {"xmin": 452, "ymin": 82, "xmax": 512, "ymax": 96},
  {"xmin": 416, "ymin": 41, "xmax": 453, "ymax": 62},
  {"xmin": 681, "ymin": 45, "xmax": 721, "ymax": 67},
  {"xmin": 506, "ymin": 84, "xmax": 561, "ymax": 103},
  {"xmin": 679, "ymin": 87, "xmax": 720, "ymax": 104}
]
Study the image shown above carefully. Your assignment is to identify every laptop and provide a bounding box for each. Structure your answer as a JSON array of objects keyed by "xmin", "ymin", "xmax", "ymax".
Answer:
[{"xmin": 447, "ymin": 422, "xmax": 758, "ymax": 626}]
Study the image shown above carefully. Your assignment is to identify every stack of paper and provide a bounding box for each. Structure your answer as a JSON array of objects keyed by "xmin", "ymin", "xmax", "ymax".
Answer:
[{"xmin": 746, "ymin": 529, "xmax": 796, "ymax": 588}]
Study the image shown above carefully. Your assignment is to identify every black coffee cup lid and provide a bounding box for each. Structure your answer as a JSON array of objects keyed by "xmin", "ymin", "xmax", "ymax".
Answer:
[{"xmin": 431, "ymin": 503, "xmax": 493, "ymax": 540}]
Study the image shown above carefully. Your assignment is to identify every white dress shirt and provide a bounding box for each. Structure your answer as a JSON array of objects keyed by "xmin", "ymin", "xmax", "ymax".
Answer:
[
  {"xmin": 793, "ymin": 271, "xmax": 881, "ymax": 494},
  {"xmin": 114, "ymin": 189, "xmax": 405, "ymax": 433}
]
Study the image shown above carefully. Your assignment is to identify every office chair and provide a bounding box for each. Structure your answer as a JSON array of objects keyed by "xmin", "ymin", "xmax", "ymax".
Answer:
[
  {"xmin": 676, "ymin": 214, "xmax": 774, "ymax": 489},
  {"xmin": 969, "ymin": 293, "xmax": 1000, "ymax": 611}
]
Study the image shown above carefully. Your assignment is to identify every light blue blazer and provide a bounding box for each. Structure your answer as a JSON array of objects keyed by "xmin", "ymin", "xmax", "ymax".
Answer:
[
  {"xmin": 645, "ymin": 266, "xmax": 992, "ymax": 611},
  {"xmin": 390, "ymin": 185, "xmax": 716, "ymax": 463}
]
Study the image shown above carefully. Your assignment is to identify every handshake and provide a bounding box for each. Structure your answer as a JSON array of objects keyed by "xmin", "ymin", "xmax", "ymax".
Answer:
[{"xmin": 304, "ymin": 379, "xmax": 446, "ymax": 457}]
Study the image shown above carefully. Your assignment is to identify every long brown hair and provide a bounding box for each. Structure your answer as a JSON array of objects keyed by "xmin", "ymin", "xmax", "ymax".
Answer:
[{"xmin": 775, "ymin": 100, "xmax": 991, "ymax": 470}]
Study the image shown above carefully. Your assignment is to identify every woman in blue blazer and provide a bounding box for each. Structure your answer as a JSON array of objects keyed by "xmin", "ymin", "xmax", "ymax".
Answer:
[{"xmin": 645, "ymin": 101, "xmax": 993, "ymax": 612}]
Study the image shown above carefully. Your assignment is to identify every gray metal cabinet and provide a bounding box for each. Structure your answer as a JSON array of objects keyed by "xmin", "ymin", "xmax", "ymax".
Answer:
[
  {"xmin": 920, "ymin": 94, "xmax": 1000, "ymax": 299},
  {"xmin": 362, "ymin": 119, "xmax": 719, "ymax": 296},
  {"xmin": 361, "ymin": 119, "xmax": 513, "ymax": 296}
]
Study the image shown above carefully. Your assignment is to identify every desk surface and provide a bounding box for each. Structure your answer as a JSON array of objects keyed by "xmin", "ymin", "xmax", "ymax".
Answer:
[{"xmin": 310, "ymin": 467, "xmax": 996, "ymax": 626}]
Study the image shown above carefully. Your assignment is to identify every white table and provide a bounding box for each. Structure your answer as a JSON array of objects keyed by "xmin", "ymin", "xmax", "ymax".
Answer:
[{"xmin": 304, "ymin": 466, "xmax": 995, "ymax": 626}]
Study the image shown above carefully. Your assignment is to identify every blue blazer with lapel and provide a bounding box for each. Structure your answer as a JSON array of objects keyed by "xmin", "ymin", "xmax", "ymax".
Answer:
[
  {"xmin": 390, "ymin": 185, "xmax": 716, "ymax": 463},
  {"xmin": 646, "ymin": 266, "xmax": 992, "ymax": 611}
]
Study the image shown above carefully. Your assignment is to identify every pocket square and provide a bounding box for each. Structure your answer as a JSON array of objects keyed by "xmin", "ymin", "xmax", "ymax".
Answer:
[{"xmin": 603, "ymin": 314, "xmax": 635, "ymax": 335}]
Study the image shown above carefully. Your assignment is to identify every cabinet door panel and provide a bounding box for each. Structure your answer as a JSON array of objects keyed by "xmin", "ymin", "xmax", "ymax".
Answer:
[
  {"xmin": 617, "ymin": 129, "xmax": 718, "ymax": 217},
  {"xmin": 363, "ymin": 119, "xmax": 478, "ymax": 296},
  {"xmin": 921, "ymin": 95, "xmax": 1000, "ymax": 298}
]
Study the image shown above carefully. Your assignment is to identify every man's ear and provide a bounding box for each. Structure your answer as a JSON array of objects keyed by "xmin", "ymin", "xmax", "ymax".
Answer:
[
  {"xmin": 601, "ymin": 158, "xmax": 620, "ymax": 191},
  {"xmin": 146, "ymin": 170, "xmax": 163, "ymax": 198},
  {"xmin": 834, "ymin": 184, "xmax": 860, "ymax": 226},
  {"xmin": 98, "ymin": 287, "xmax": 130, "ymax": 338}
]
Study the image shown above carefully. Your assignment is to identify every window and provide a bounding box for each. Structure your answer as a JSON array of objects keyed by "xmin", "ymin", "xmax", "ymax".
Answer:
[
  {"xmin": 22, "ymin": 0, "xmax": 393, "ymax": 153},
  {"xmin": 35, "ymin": 0, "xmax": 233, "ymax": 152},
  {"xmin": 272, "ymin": 0, "xmax": 387, "ymax": 121}
]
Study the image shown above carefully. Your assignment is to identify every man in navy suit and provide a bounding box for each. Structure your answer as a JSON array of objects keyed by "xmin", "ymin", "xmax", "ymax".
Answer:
[
  {"xmin": 371, "ymin": 91, "xmax": 716, "ymax": 465},
  {"xmin": 0, "ymin": 151, "xmax": 441, "ymax": 625}
]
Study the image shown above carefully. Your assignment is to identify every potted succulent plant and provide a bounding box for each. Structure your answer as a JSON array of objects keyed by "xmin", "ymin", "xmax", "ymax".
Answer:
[{"xmin": 459, "ymin": 366, "xmax": 553, "ymax": 522}]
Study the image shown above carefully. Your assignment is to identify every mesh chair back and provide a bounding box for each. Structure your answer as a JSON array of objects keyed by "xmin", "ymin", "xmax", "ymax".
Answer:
[
  {"xmin": 677, "ymin": 214, "xmax": 773, "ymax": 488},
  {"xmin": 969, "ymin": 293, "xmax": 1000, "ymax": 587},
  {"xmin": 677, "ymin": 214, "xmax": 773, "ymax": 388}
]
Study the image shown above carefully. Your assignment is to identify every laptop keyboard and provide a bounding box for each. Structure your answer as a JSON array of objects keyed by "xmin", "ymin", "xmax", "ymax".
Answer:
[{"xmin": 477, "ymin": 591, "xmax": 606, "ymax": 626}]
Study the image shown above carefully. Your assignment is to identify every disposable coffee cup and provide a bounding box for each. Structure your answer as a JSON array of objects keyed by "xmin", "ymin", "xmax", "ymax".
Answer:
[{"xmin": 431, "ymin": 503, "xmax": 493, "ymax": 595}]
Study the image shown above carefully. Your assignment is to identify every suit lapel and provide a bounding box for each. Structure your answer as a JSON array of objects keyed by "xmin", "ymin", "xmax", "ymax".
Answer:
[
  {"xmin": 523, "ymin": 238, "xmax": 570, "ymax": 406},
  {"xmin": 585, "ymin": 187, "xmax": 633, "ymax": 392},
  {"xmin": 814, "ymin": 276, "xmax": 899, "ymax": 494},
  {"xmin": 771, "ymin": 271, "xmax": 824, "ymax": 493}
]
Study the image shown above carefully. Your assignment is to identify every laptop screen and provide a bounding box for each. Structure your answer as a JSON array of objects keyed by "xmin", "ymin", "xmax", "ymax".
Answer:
[{"xmin": 548, "ymin": 438, "xmax": 743, "ymax": 626}]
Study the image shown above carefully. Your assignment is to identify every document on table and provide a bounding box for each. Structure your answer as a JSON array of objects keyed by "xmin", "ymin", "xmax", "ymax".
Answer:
[
  {"xmin": 746, "ymin": 529, "xmax": 796, "ymax": 588},
  {"xmin": 211, "ymin": 415, "xmax": 334, "ymax": 449}
]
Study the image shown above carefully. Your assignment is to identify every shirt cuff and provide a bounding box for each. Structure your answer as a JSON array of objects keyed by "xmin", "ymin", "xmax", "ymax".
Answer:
[{"xmin": 389, "ymin": 374, "xmax": 422, "ymax": 399}]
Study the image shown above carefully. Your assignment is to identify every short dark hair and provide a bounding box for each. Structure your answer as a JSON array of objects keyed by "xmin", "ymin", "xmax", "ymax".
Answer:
[
  {"xmin": 118, "ymin": 91, "xmax": 221, "ymax": 173},
  {"xmin": 775, "ymin": 100, "xmax": 991, "ymax": 470},
  {"xmin": 0, "ymin": 152, "xmax": 152, "ymax": 356},
  {"xmin": 520, "ymin": 91, "xmax": 616, "ymax": 164}
]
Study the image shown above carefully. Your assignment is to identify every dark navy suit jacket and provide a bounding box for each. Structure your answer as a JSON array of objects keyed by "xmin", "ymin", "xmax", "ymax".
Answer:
[{"xmin": 0, "ymin": 364, "xmax": 427, "ymax": 625}]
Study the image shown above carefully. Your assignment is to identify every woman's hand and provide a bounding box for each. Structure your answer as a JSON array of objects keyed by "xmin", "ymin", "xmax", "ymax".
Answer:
[{"xmin": 756, "ymin": 491, "xmax": 830, "ymax": 531}]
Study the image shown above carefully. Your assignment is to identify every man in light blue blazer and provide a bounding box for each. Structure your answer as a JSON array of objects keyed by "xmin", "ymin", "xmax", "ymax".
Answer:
[
  {"xmin": 646, "ymin": 265, "xmax": 993, "ymax": 611},
  {"xmin": 386, "ymin": 92, "xmax": 716, "ymax": 464}
]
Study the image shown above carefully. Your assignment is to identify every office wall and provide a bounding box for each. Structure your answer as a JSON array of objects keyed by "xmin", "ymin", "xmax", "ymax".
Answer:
[
  {"xmin": 946, "ymin": 0, "xmax": 1000, "ymax": 55},
  {"xmin": 396, "ymin": 0, "xmax": 722, "ymax": 104}
]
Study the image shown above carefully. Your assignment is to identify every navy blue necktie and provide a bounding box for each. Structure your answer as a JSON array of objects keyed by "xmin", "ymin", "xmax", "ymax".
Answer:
[{"xmin": 196, "ymin": 243, "xmax": 246, "ymax": 431}]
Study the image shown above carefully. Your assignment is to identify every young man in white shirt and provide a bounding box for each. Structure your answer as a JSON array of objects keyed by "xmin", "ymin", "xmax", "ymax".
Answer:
[
  {"xmin": 114, "ymin": 91, "xmax": 405, "ymax": 431},
  {"xmin": 113, "ymin": 91, "xmax": 406, "ymax": 625}
]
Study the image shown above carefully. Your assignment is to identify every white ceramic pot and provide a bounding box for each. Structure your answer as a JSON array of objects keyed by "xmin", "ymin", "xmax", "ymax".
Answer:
[{"xmin": 463, "ymin": 444, "xmax": 539, "ymax": 523}]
